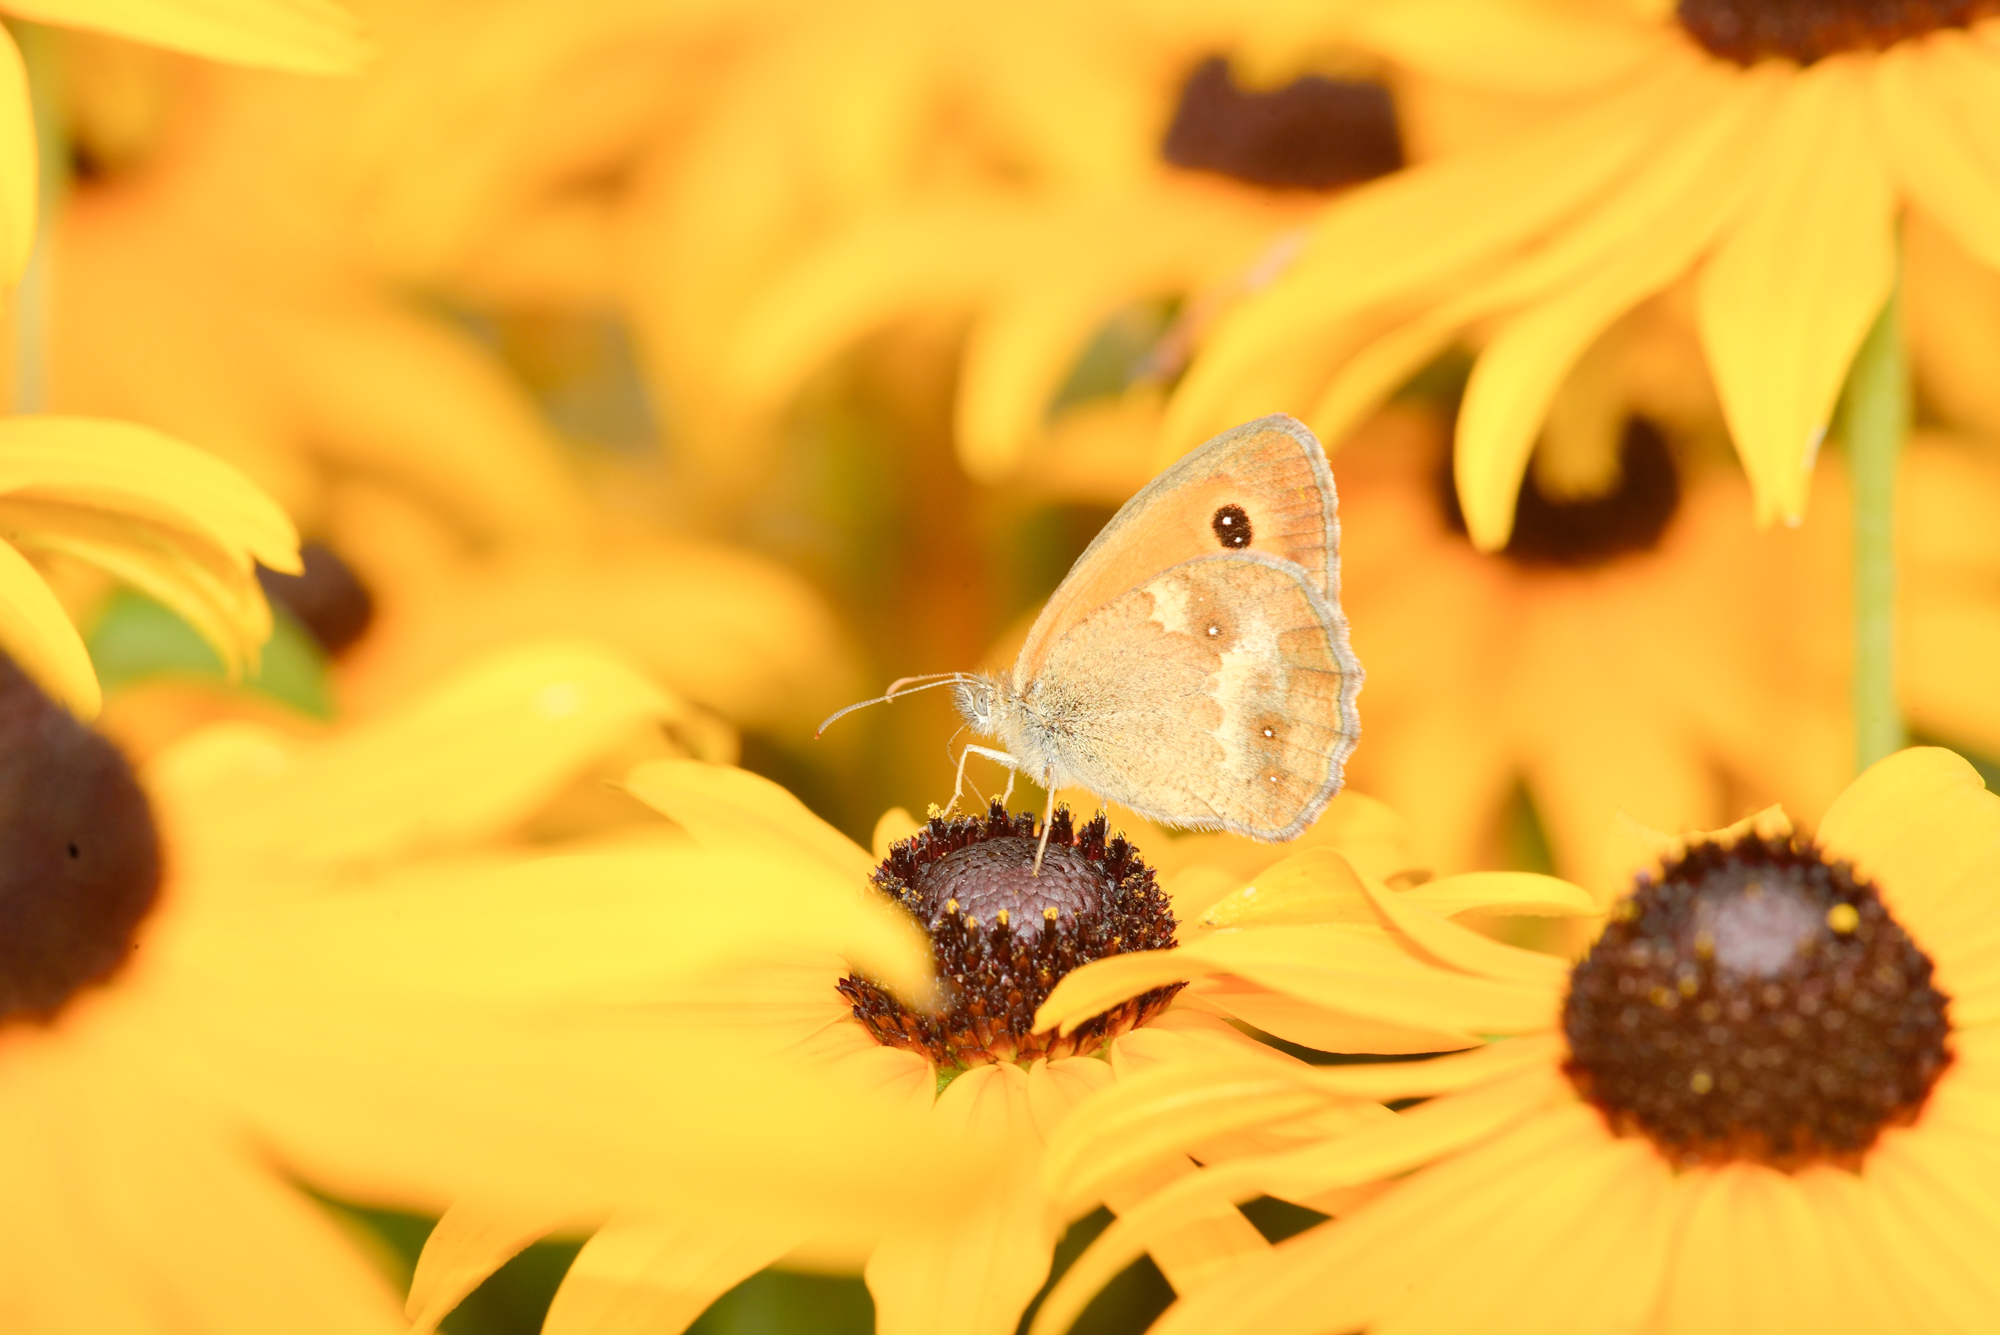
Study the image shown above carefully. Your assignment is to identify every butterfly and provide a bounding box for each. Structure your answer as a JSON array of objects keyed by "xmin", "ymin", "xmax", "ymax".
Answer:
[{"xmin": 825, "ymin": 413, "xmax": 1362, "ymax": 867}]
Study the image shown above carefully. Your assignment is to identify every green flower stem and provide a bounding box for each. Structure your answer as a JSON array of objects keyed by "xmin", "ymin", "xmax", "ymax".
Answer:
[{"xmin": 1844, "ymin": 280, "xmax": 1908, "ymax": 772}]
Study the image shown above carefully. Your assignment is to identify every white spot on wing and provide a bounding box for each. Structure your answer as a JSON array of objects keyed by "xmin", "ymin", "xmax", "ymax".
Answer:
[
  {"xmin": 1209, "ymin": 605, "xmax": 1281, "ymax": 782},
  {"xmin": 1145, "ymin": 575, "xmax": 1192, "ymax": 635}
]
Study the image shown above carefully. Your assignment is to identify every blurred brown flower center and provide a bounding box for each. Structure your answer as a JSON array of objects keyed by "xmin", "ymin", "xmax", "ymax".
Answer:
[
  {"xmin": 1562, "ymin": 832, "xmax": 1953, "ymax": 1170},
  {"xmin": 1162, "ymin": 57, "xmax": 1404, "ymax": 190},
  {"xmin": 839, "ymin": 804, "xmax": 1182, "ymax": 1069},
  {"xmin": 1440, "ymin": 417, "xmax": 1681, "ymax": 568},
  {"xmin": 1677, "ymin": 0, "xmax": 1999, "ymax": 64},
  {"xmin": 0, "ymin": 658, "xmax": 161, "ymax": 1027},
  {"xmin": 256, "ymin": 541, "xmax": 376, "ymax": 658}
]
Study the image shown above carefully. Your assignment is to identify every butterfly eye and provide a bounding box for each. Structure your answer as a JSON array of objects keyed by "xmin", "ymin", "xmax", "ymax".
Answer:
[{"xmin": 1211, "ymin": 504, "xmax": 1252, "ymax": 549}]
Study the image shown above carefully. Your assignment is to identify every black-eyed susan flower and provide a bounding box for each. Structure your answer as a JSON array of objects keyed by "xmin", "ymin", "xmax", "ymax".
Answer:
[
  {"xmin": 0, "ymin": 639, "xmax": 966, "ymax": 1333},
  {"xmin": 1166, "ymin": 0, "xmax": 2000, "ymax": 547},
  {"xmin": 409, "ymin": 770, "xmax": 1510, "ymax": 1335},
  {"xmin": 721, "ymin": 35, "xmax": 1407, "ymax": 492},
  {"xmin": 1033, "ymin": 746, "xmax": 2000, "ymax": 1335},
  {"xmin": 0, "ymin": 414, "xmax": 297, "ymax": 715},
  {"xmin": 1312, "ymin": 403, "xmax": 2000, "ymax": 887}
]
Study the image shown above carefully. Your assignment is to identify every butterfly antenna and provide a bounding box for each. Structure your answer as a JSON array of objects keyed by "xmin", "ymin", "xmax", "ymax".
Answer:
[{"xmin": 814, "ymin": 673, "xmax": 969, "ymax": 739}]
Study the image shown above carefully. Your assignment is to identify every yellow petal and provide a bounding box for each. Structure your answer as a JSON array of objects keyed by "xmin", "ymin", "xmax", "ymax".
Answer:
[
  {"xmin": 1697, "ymin": 58, "xmax": 1897, "ymax": 527},
  {"xmin": 1402, "ymin": 871, "xmax": 1601, "ymax": 918},
  {"xmin": 0, "ymin": 415, "xmax": 298, "ymax": 567},
  {"xmin": 1135, "ymin": 1102, "xmax": 1602, "ymax": 1335},
  {"xmin": 160, "ymin": 642, "xmax": 675, "ymax": 874},
  {"xmin": 1198, "ymin": 848, "xmax": 1377, "ymax": 931},
  {"xmin": 867, "ymin": 1064, "xmax": 1057, "ymax": 1335},
  {"xmin": 7, "ymin": 0, "xmax": 368, "ymax": 74},
  {"xmin": 872, "ymin": 806, "xmax": 921, "ymax": 860},
  {"xmin": 1873, "ymin": 33, "xmax": 2000, "ymax": 272},
  {"xmin": 0, "ymin": 534, "xmax": 100, "ymax": 714},
  {"xmin": 1183, "ymin": 983, "xmax": 1480, "ymax": 1055},
  {"xmin": 626, "ymin": 759, "xmax": 877, "ymax": 883},
  {"xmin": 1816, "ymin": 747, "xmax": 2000, "ymax": 935},
  {"xmin": 1356, "ymin": 871, "xmax": 1572, "ymax": 989},
  {"xmin": 408, "ymin": 1200, "xmax": 575, "ymax": 1335},
  {"xmin": 1033, "ymin": 1068, "xmax": 1567, "ymax": 1335},
  {"xmin": 543, "ymin": 1211, "xmax": 794, "ymax": 1335}
]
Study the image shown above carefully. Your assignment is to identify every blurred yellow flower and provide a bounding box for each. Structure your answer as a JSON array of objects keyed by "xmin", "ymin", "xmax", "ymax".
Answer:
[
  {"xmin": 1034, "ymin": 748, "xmax": 1997, "ymax": 1335},
  {"xmin": 0, "ymin": 414, "xmax": 296, "ymax": 715},
  {"xmin": 0, "ymin": 0, "xmax": 365, "ymax": 275},
  {"xmin": 1286, "ymin": 403, "xmax": 2000, "ymax": 887},
  {"xmin": 0, "ymin": 638, "xmax": 966, "ymax": 1333},
  {"xmin": 1168, "ymin": 0, "xmax": 2000, "ymax": 547}
]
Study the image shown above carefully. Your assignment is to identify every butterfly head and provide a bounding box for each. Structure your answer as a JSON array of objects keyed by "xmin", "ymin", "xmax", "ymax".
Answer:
[{"xmin": 951, "ymin": 673, "xmax": 1003, "ymax": 737}]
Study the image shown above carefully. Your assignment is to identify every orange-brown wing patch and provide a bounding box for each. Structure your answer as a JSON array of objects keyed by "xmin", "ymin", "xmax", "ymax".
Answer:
[
  {"xmin": 1019, "ymin": 552, "xmax": 1361, "ymax": 841},
  {"xmin": 1015, "ymin": 415, "xmax": 1339, "ymax": 685}
]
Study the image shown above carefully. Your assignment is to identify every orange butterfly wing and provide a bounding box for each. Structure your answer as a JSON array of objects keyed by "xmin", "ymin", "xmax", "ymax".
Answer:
[{"xmin": 1015, "ymin": 414, "xmax": 1345, "ymax": 682}]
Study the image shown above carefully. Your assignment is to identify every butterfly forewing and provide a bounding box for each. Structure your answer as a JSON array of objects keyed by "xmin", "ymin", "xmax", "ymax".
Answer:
[
  {"xmin": 1025, "ymin": 552, "xmax": 1359, "ymax": 840},
  {"xmin": 1015, "ymin": 414, "xmax": 1340, "ymax": 683}
]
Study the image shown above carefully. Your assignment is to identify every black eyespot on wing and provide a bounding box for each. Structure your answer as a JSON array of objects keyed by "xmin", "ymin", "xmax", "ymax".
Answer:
[{"xmin": 1211, "ymin": 504, "xmax": 1252, "ymax": 549}]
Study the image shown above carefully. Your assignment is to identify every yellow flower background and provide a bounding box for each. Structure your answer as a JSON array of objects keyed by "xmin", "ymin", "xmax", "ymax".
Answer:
[{"xmin": 8, "ymin": 0, "xmax": 2000, "ymax": 1332}]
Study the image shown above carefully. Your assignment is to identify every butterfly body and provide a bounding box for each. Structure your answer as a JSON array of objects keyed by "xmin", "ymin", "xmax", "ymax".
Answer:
[{"xmin": 953, "ymin": 413, "xmax": 1362, "ymax": 842}]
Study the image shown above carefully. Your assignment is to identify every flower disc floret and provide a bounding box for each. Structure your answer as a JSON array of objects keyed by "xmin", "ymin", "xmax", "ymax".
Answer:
[
  {"xmin": 1563, "ymin": 831, "xmax": 1952, "ymax": 1170},
  {"xmin": 1677, "ymin": 0, "xmax": 2000, "ymax": 64},
  {"xmin": 840, "ymin": 803, "xmax": 1181, "ymax": 1069},
  {"xmin": 0, "ymin": 657, "xmax": 160, "ymax": 1025}
]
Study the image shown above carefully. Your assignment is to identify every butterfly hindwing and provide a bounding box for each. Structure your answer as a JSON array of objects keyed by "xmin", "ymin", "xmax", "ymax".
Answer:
[{"xmin": 1023, "ymin": 551, "xmax": 1359, "ymax": 839}]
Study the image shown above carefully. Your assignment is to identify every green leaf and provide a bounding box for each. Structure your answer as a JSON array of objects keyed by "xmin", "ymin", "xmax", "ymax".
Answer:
[{"xmin": 86, "ymin": 588, "xmax": 335, "ymax": 718}]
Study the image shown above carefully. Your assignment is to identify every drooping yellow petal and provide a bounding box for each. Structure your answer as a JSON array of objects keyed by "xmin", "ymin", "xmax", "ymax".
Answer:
[
  {"xmin": 1456, "ymin": 68, "xmax": 1779, "ymax": 549},
  {"xmin": 542, "ymin": 1211, "xmax": 795, "ymax": 1335},
  {"xmin": 407, "ymin": 1200, "xmax": 576, "ymax": 1335},
  {"xmin": 624, "ymin": 759, "xmax": 878, "ymax": 884},
  {"xmin": 7, "ymin": 0, "xmax": 368, "ymax": 74},
  {"xmin": 0, "ymin": 416, "xmax": 299, "ymax": 572},
  {"xmin": 866, "ymin": 1064, "xmax": 1057, "ymax": 1335},
  {"xmin": 0, "ymin": 533, "xmax": 100, "ymax": 714},
  {"xmin": 1698, "ymin": 58, "xmax": 1897, "ymax": 528}
]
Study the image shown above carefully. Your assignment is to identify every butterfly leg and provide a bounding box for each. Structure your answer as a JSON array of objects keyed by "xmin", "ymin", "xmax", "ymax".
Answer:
[
  {"xmin": 1032, "ymin": 786, "xmax": 1056, "ymax": 876},
  {"xmin": 950, "ymin": 745, "xmax": 1024, "ymax": 816}
]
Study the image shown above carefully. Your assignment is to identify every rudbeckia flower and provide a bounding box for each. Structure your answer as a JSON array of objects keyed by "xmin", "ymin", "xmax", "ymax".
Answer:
[
  {"xmin": 1033, "ymin": 747, "xmax": 2000, "ymax": 1335},
  {"xmin": 0, "ymin": 0, "xmax": 365, "ymax": 275},
  {"xmin": 0, "ymin": 637, "xmax": 968, "ymax": 1333},
  {"xmin": 1166, "ymin": 0, "xmax": 2000, "ymax": 547},
  {"xmin": 0, "ymin": 414, "xmax": 297, "ymax": 716},
  {"xmin": 409, "ymin": 771, "xmax": 1596, "ymax": 1335},
  {"xmin": 1322, "ymin": 404, "xmax": 2000, "ymax": 885},
  {"xmin": 721, "ymin": 37, "xmax": 1407, "ymax": 489}
]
